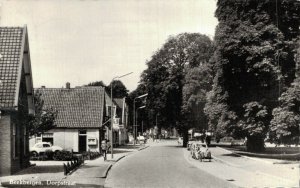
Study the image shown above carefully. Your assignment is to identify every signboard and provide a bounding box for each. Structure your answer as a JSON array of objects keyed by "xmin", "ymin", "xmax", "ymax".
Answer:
[{"xmin": 87, "ymin": 137, "xmax": 97, "ymax": 145}]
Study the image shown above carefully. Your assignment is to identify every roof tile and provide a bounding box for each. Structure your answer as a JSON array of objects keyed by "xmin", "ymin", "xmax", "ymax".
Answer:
[
  {"xmin": 0, "ymin": 27, "xmax": 24, "ymax": 109},
  {"xmin": 36, "ymin": 87, "xmax": 105, "ymax": 128}
]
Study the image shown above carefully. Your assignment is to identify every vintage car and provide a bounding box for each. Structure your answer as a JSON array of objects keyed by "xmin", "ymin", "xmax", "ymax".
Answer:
[
  {"xmin": 30, "ymin": 142, "xmax": 62, "ymax": 156},
  {"xmin": 191, "ymin": 142, "xmax": 212, "ymax": 162},
  {"xmin": 187, "ymin": 139, "xmax": 197, "ymax": 150}
]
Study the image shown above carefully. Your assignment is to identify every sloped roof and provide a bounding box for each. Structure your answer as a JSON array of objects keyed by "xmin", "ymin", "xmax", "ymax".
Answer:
[
  {"xmin": 114, "ymin": 98, "xmax": 124, "ymax": 109},
  {"xmin": 105, "ymin": 92, "xmax": 118, "ymax": 107},
  {"xmin": 36, "ymin": 87, "xmax": 105, "ymax": 128},
  {"xmin": 0, "ymin": 26, "xmax": 34, "ymax": 111}
]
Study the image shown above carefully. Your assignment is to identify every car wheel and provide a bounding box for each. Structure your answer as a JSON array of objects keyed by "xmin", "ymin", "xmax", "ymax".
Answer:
[{"xmin": 31, "ymin": 151, "xmax": 38, "ymax": 157}]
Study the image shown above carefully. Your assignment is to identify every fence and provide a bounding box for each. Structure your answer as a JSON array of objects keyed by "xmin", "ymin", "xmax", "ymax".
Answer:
[{"xmin": 63, "ymin": 156, "xmax": 84, "ymax": 175}]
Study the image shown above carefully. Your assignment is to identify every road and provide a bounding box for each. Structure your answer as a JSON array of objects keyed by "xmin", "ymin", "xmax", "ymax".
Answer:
[{"xmin": 105, "ymin": 140, "xmax": 236, "ymax": 188}]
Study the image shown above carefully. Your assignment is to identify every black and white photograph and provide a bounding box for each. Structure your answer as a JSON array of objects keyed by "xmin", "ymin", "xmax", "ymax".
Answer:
[{"xmin": 0, "ymin": 0, "xmax": 299, "ymax": 187}]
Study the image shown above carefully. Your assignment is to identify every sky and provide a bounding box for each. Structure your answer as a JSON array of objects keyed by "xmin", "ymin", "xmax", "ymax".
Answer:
[{"xmin": 0, "ymin": 0, "xmax": 218, "ymax": 91}]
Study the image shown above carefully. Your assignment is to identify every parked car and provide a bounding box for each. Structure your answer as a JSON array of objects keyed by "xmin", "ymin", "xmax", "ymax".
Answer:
[
  {"xmin": 187, "ymin": 139, "xmax": 197, "ymax": 150},
  {"xmin": 191, "ymin": 142, "xmax": 211, "ymax": 162},
  {"xmin": 137, "ymin": 135, "xmax": 146, "ymax": 143},
  {"xmin": 30, "ymin": 142, "xmax": 62, "ymax": 156}
]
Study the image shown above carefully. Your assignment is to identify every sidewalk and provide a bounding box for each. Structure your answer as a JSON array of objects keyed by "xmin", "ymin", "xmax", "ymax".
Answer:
[
  {"xmin": 210, "ymin": 146, "xmax": 299, "ymax": 185},
  {"xmin": 64, "ymin": 144, "xmax": 149, "ymax": 187},
  {"xmin": 0, "ymin": 144, "xmax": 149, "ymax": 187}
]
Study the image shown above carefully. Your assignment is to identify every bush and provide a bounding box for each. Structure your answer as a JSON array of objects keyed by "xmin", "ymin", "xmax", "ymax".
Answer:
[
  {"xmin": 53, "ymin": 150, "xmax": 73, "ymax": 161},
  {"xmin": 45, "ymin": 149, "xmax": 54, "ymax": 160}
]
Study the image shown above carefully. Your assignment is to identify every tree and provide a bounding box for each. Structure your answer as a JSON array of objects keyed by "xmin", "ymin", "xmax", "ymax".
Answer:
[
  {"xmin": 182, "ymin": 63, "xmax": 213, "ymax": 131},
  {"xmin": 208, "ymin": 0, "xmax": 300, "ymax": 151},
  {"xmin": 270, "ymin": 43, "xmax": 300, "ymax": 145},
  {"xmin": 141, "ymin": 33, "xmax": 213, "ymax": 146},
  {"xmin": 27, "ymin": 92, "xmax": 57, "ymax": 136},
  {"xmin": 270, "ymin": 89, "xmax": 300, "ymax": 145},
  {"xmin": 87, "ymin": 81, "xmax": 106, "ymax": 87},
  {"xmin": 108, "ymin": 80, "xmax": 129, "ymax": 98}
]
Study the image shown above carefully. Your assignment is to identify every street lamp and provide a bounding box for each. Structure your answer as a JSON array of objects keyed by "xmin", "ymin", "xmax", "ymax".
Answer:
[
  {"xmin": 110, "ymin": 72, "xmax": 133, "ymax": 159},
  {"xmin": 133, "ymin": 93, "xmax": 148, "ymax": 145}
]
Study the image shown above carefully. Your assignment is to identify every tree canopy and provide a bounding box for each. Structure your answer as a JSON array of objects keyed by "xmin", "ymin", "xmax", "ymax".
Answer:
[
  {"xmin": 108, "ymin": 80, "xmax": 129, "ymax": 98},
  {"xmin": 27, "ymin": 92, "xmax": 57, "ymax": 136},
  {"xmin": 140, "ymin": 33, "xmax": 214, "ymax": 133},
  {"xmin": 206, "ymin": 0, "xmax": 300, "ymax": 151}
]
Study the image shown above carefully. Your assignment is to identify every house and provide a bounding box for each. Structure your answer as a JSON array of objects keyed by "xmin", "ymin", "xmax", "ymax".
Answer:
[
  {"xmin": 0, "ymin": 26, "xmax": 34, "ymax": 176},
  {"xmin": 104, "ymin": 94, "xmax": 129, "ymax": 146},
  {"xmin": 30, "ymin": 84, "xmax": 106, "ymax": 153},
  {"xmin": 113, "ymin": 98, "xmax": 129, "ymax": 145}
]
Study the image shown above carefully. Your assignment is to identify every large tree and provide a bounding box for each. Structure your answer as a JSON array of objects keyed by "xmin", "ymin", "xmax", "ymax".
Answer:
[
  {"xmin": 208, "ymin": 0, "xmax": 300, "ymax": 151},
  {"xmin": 182, "ymin": 62, "xmax": 213, "ymax": 132},
  {"xmin": 27, "ymin": 92, "xmax": 57, "ymax": 136},
  {"xmin": 108, "ymin": 80, "xmax": 129, "ymax": 98},
  {"xmin": 269, "ymin": 43, "xmax": 300, "ymax": 145},
  {"xmin": 141, "ymin": 33, "xmax": 213, "ymax": 145}
]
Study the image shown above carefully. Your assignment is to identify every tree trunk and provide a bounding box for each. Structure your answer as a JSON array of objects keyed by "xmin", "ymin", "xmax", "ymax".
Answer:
[
  {"xmin": 182, "ymin": 128, "xmax": 189, "ymax": 147},
  {"xmin": 246, "ymin": 136, "xmax": 265, "ymax": 152}
]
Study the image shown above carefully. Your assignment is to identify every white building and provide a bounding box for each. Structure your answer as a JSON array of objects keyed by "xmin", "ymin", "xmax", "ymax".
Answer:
[{"xmin": 30, "ymin": 84, "xmax": 106, "ymax": 152}]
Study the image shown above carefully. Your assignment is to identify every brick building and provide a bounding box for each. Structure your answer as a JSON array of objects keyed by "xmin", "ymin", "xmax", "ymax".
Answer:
[{"xmin": 0, "ymin": 26, "xmax": 34, "ymax": 176}]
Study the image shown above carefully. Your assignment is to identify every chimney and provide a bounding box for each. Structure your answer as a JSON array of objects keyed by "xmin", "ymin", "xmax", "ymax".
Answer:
[
  {"xmin": 41, "ymin": 86, "xmax": 45, "ymax": 89},
  {"xmin": 66, "ymin": 82, "xmax": 70, "ymax": 89}
]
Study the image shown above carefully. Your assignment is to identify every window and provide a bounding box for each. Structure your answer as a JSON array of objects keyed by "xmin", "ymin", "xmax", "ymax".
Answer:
[
  {"xmin": 43, "ymin": 144, "xmax": 51, "ymax": 148},
  {"xmin": 79, "ymin": 130, "xmax": 87, "ymax": 135},
  {"xmin": 42, "ymin": 133, "xmax": 54, "ymax": 145}
]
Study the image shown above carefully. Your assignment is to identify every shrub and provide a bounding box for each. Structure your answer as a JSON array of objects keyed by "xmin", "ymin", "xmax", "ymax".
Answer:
[
  {"xmin": 45, "ymin": 149, "xmax": 54, "ymax": 160},
  {"xmin": 53, "ymin": 150, "xmax": 73, "ymax": 161}
]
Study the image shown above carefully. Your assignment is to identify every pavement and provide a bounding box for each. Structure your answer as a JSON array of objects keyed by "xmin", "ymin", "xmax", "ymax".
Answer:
[
  {"xmin": 194, "ymin": 146, "xmax": 300, "ymax": 187},
  {"xmin": 0, "ymin": 144, "xmax": 148, "ymax": 188},
  {"xmin": 105, "ymin": 140, "xmax": 236, "ymax": 188}
]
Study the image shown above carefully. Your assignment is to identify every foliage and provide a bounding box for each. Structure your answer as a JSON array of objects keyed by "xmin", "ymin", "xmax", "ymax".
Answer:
[
  {"xmin": 87, "ymin": 81, "xmax": 106, "ymax": 87},
  {"xmin": 45, "ymin": 149, "xmax": 54, "ymax": 160},
  {"xmin": 141, "ymin": 33, "xmax": 213, "ymax": 132},
  {"xmin": 270, "ymin": 78, "xmax": 300, "ymax": 145},
  {"xmin": 207, "ymin": 0, "xmax": 300, "ymax": 151},
  {"xmin": 27, "ymin": 92, "xmax": 57, "ymax": 136},
  {"xmin": 182, "ymin": 63, "xmax": 213, "ymax": 130},
  {"xmin": 108, "ymin": 80, "xmax": 129, "ymax": 98},
  {"xmin": 53, "ymin": 150, "xmax": 73, "ymax": 161}
]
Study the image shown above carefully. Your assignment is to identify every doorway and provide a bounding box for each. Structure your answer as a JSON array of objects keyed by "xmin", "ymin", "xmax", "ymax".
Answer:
[{"xmin": 78, "ymin": 130, "xmax": 87, "ymax": 152}]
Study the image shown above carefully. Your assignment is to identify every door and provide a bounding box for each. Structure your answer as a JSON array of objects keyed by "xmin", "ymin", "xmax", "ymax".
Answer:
[{"xmin": 78, "ymin": 130, "xmax": 87, "ymax": 152}]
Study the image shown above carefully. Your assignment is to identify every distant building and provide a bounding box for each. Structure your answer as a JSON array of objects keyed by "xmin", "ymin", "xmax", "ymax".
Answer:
[
  {"xmin": 104, "ymin": 94, "xmax": 129, "ymax": 146},
  {"xmin": 30, "ymin": 84, "xmax": 106, "ymax": 153},
  {"xmin": 113, "ymin": 98, "xmax": 129, "ymax": 145},
  {"xmin": 0, "ymin": 26, "xmax": 34, "ymax": 176}
]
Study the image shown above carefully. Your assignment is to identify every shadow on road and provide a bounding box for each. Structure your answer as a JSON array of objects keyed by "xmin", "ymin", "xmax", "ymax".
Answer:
[{"xmin": 16, "ymin": 165, "xmax": 63, "ymax": 175}]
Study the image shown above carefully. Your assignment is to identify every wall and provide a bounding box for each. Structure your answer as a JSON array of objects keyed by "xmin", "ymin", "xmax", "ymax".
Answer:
[
  {"xmin": 30, "ymin": 129, "xmax": 100, "ymax": 152},
  {"xmin": 0, "ymin": 115, "xmax": 12, "ymax": 176}
]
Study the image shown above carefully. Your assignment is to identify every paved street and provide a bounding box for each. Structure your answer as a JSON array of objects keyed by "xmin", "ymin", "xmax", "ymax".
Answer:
[
  {"xmin": 105, "ymin": 140, "xmax": 236, "ymax": 188},
  {"xmin": 105, "ymin": 140, "xmax": 299, "ymax": 188}
]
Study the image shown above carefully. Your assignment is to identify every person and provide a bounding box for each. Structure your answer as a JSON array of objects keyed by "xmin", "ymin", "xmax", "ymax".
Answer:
[{"xmin": 101, "ymin": 139, "xmax": 108, "ymax": 160}]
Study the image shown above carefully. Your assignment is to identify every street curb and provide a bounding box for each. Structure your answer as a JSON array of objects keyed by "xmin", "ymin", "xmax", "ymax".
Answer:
[
  {"xmin": 215, "ymin": 146, "xmax": 275, "ymax": 165},
  {"xmin": 138, "ymin": 145, "xmax": 149, "ymax": 151},
  {"xmin": 102, "ymin": 164, "xmax": 113, "ymax": 178},
  {"xmin": 104, "ymin": 145, "xmax": 150, "ymax": 178},
  {"xmin": 211, "ymin": 154, "xmax": 241, "ymax": 168},
  {"xmin": 216, "ymin": 146, "xmax": 298, "ymax": 165}
]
